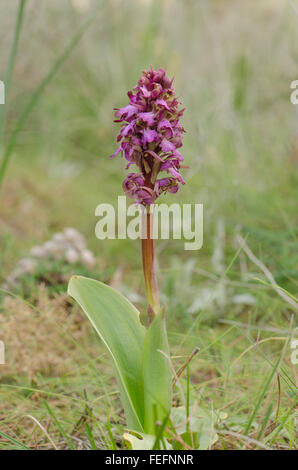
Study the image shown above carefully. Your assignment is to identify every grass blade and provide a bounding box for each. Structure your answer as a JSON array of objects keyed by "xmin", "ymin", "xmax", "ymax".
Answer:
[
  {"xmin": 257, "ymin": 403, "xmax": 273, "ymax": 441},
  {"xmin": 0, "ymin": 430, "xmax": 30, "ymax": 450},
  {"xmin": 0, "ymin": 0, "xmax": 27, "ymax": 143},
  {"xmin": 106, "ymin": 419, "xmax": 117, "ymax": 450},
  {"xmin": 244, "ymin": 355, "xmax": 282, "ymax": 435},
  {"xmin": 0, "ymin": 0, "xmax": 104, "ymax": 191},
  {"xmin": 85, "ymin": 422, "xmax": 97, "ymax": 450},
  {"xmin": 265, "ymin": 402, "xmax": 297, "ymax": 446},
  {"xmin": 43, "ymin": 400, "xmax": 76, "ymax": 450}
]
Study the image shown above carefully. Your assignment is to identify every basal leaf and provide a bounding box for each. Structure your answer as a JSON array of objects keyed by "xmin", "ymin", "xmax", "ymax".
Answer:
[
  {"xmin": 171, "ymin": 406, "xmax": 225, "ymax": 449},
  {"xmin": 68, "ymin": 275, "xmax": 146, "ymax": 431},
  {"xmin": 142, "ymin": 312, "xmax": 172, "ymax": 434}
]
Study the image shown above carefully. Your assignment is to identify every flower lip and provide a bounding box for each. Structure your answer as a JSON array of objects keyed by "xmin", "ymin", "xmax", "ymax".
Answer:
[
  {"xmin": 114, "ymin": 104, "xmax": 138, "ymax": 120},
  {"xmin": 160, "ymin": 138, "xmax": 176, "ymax": 153},
  {"xmin": 138, "ymin": 112, "xmax": 155, "ymax": 126},
  {"xmin": 142, "ymin": 129, "xmax": 158, "ymax": 145}
]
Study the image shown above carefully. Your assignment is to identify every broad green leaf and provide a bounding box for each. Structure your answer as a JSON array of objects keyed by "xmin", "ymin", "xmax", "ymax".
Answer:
[
  {"xmin": 171, "ymin": 406, "xmax": 226, "ymax": 449},
  {"xmin": 68, "ymin": 275, "xmax": 146, "ymax": 432},
  {"xmin": 142, "ymin": 312, "xmax": 172, "ymax": 434}
]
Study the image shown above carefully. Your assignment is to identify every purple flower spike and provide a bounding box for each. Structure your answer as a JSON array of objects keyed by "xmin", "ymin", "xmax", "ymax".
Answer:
[{"xmin": 110, "ymin": 66, "xmax": 186, "ymax": 205}]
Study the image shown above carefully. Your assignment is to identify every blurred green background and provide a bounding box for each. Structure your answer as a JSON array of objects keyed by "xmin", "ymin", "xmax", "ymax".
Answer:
[
  {"xmin": 0, "ymin": 0, "xmax": 297, "ymax": 450},
  {"xmin": 1, "ymin": 0, "xmax": 297, "ymax": 309}
]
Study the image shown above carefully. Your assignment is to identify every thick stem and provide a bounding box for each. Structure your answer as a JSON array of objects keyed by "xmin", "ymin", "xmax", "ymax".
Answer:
[{"xmin": 141, "ymin": 209, "xmax": 160, "ymax": 318}]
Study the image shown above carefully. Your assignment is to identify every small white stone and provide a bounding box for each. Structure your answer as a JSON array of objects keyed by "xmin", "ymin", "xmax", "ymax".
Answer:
[
  {"xmin": 30, "ymin": 245, "xmax": 45, "ymax": 258},
  {"xmin": 64, "ymin": 228, "xmax": 80, "ymax": 240},
  {"xmin": 232, "ymin": 294, "xmax": 257, "ymax": 305},
  {"xmin": 53, "ymin": 232, "xmax": 66, "ymax": 244},
  {"xmin": 43, "ymin": 241, "xmax": 58, "ymax": 255},
  {"xmin": 81, "ymin": 249, "xmax": 96, "ymax": 268},
  {"xmin": 64, "ymin": 228, "xmax": 86, "ymax": 251},
  {"xmin": 65, "ymin": 248, "xmax": 79, "ymax": 264},
  {"xmin": 17, "ymin": 258, "xmax": 37, "ymax": 274},
  {"xmin": 64, "ymin": 227, "xmax": 86, "ymax": 251}
]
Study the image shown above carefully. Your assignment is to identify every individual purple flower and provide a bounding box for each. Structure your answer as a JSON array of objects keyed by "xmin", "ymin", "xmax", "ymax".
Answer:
[
  {"xmin": 123, "ymin": 173, "xmax": 155, "ymax": 205},
  {"xmin": 122, "ymin": 173, "xmax": 144, "ymax": 197},
  {"xmin": 155, "ymin": 177, "xmax": 179, "ymax": 196},
  {"xmin": 110, "ymin": 66, "xmax": 186, "ymax": 205},
  {"xmin": 160, "ymin": 138, "xmax": 176, "ymax": 153},
  {"xmin": 142, "ymin": 129, "xmax": 158, "ymax": 145},
  {"xmin": 115, "ymin": 104, "xmax": 138, "ymax": 120},
  {"xmin": 138, "ymin": 112, "xmax": 155, "ymax": 126}
]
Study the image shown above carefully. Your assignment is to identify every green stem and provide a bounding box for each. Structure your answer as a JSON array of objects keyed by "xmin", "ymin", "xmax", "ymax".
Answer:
[{"xmin": 141, "ymin": 209, "xmax": 160, "ymax": 319}]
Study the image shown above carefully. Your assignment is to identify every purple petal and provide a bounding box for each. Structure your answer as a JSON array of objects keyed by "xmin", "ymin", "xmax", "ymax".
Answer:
[
  {"xmin": 155, "ymin": 177, "xmax": 171, "ymax": 188},
  {"xmin": 156, "ymin": 99, "xmax": 171, "ymax": 110},
  {"xmin": 155, "ymin": 177, "xmax": 179, "ymax": 196},
  {"xmin": 150, "ymin": 84, "xmax": 163, "ymax": 99},
  {"xmin": 135, "ymin": 187, "xmax": 155, "ymax": 205},
  {"xmin": 158, "ymin": 119, "xmax": 172, "ymax": 132},
  {"xmin": 167, "ymin": 167, "xmax": 185, "ymax": 184},
  {"xmin": 142, "ymin": 129, "xmax": 158, "ymax": 145},
  {"xmin": 123, "ymin": 173, "xmax": 145, "ymax": 197},
  {"xmin": 160, "ymin": 138, "xmax": 176, "ymax": 153},
  {"xmin": 140, "ymin": 85, "xmax": 151, "ymax": 98},
  {"xmin": 120, "ymin": 121, "xmax": 135, "ymax": 137},
  {"xmin": 109, "ymin": 145, "xmax": 122, "ymax": 159},
  {"xmin": 172, "ymin": 150, "xmax": 184, "ymax": 161},
  {"xmin": 158, "ymin": 119, "xmax": 173, "ymax": 138},
  {"xmin": 168, "ymin": 185, "xmax": 179, "ymax": 194},
  {"xmin": 115, "ymin": 104, "xmax": 138, "ymax": 120},
  {"xmin": 138, "ymin": 112, "xmax": 155, "ymax": 126}
]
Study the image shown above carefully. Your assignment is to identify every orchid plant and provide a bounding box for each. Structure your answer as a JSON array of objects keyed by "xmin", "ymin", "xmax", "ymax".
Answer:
[{"xmin": 68, "ymin": 67, "xmax": 202, "ymax": 449}]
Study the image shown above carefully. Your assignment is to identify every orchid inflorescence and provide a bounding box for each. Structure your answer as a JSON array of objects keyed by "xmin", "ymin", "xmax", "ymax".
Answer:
[{"xmin": 110, "ymin": 66, "xmax": 185, "ymax": 206}]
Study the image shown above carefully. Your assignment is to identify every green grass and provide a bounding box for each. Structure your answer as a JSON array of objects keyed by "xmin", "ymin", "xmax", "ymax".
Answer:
[{"xmin": 0, "ymin": 0, "xmax": 297, "ymax": 450}]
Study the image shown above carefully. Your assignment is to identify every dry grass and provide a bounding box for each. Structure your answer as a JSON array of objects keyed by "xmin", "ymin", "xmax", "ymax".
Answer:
[{"xmin": 0, "ymin": 286, "xmax": 92, "ymax": 378}]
